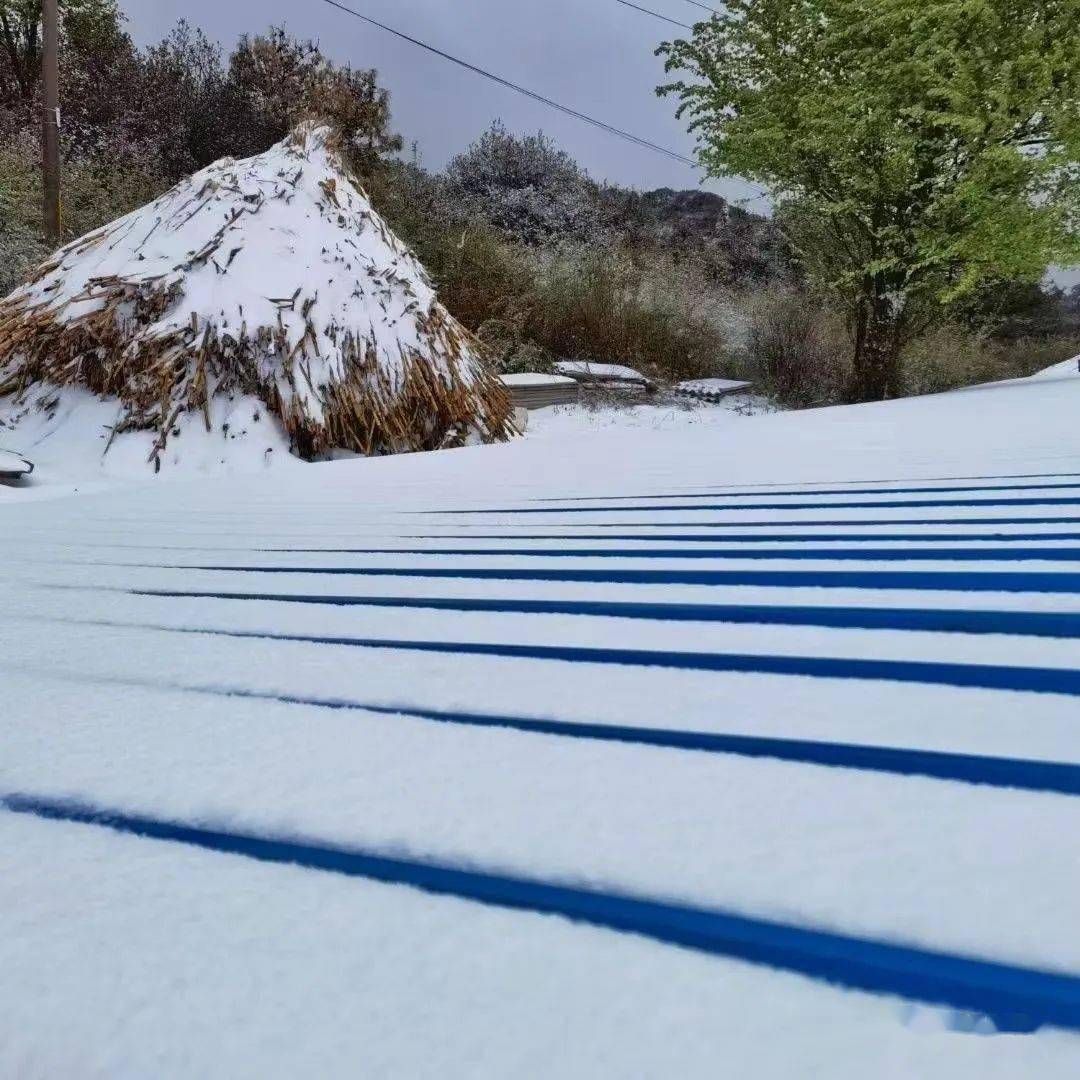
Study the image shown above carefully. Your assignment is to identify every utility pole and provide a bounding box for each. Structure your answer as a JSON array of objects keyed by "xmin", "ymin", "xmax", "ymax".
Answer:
[{"xmin": 42, "ymin": 0, "xmax": 62, "ymax": 244}]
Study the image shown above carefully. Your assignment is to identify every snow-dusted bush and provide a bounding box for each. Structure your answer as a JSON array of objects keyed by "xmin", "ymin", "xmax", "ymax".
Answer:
[
  {"xmin": 741, "ymin": 291, "xmax": 1080, "ymax": 407},
  {"xmin": 370, "ymin": 162, "xmax": 739, "ymax": 383},
  {"xmin": 743, "ymin": 289, "xmax": 851, "ymax": 406},
  {"xmin": 0, "ymin": 137, "xmax": 47, "ymax": 296},
  {"xmin": 523, "ymin": 244, "xmax": 734, "ymax": 381},
  {"xmin": 445, "ymin": 123, "xmax": 603, "ymax": 246},
  {"xmin": 901, "ymin": 327, "xmax": 1080, "ymax": 397},
  {"xmin": 0, "ymin": 125, "xmax": 165, "ymax": 296}
]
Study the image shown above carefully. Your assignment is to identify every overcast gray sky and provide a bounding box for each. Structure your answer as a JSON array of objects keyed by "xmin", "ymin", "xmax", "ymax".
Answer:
[
  {"xmin": 116, "ymin": 0, "xmax": 767, "ymax": 206},
  {"xmin": 115, "ymin": 1, "xmax": 1078, "ymax": 285}
]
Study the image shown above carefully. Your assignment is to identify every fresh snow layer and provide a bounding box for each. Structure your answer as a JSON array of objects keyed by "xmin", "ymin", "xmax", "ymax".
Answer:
[
  {"xmin": 1023, "ymin": 355, "xmax": 1079, "ymax": 381},
  {"xmin": 678, "ymin": 377, "xmax": 755, "ymax": 393},
  {"xmin": 554, "ymin": 360, "xmax": 650, "ymax": 381},
  {"xmin": 9, "ymin": 812, "xmax": 1080, "ymax": 1080},
  {"xmin": 3, "ymin": 363, "xmax": 1080, "ymax": 1075},
  {"xmin": 525, "ymin": 393, "xmax": 770, "ymax": 440},
  {"xmin": 0, "ymin": 387, "xmax": 299, "ymax": 498},
  {"xmin": 0, "ymin": 446, "xmax": 32, "ymax": 476}
]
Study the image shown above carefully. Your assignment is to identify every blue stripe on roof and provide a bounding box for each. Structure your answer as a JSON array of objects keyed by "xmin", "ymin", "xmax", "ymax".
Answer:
[
  {"xmin": 171, "ymin": 564, "xmax": 1080, "ymax": 593},
  {"xmin": 16, "ymin": 666, "xmax": 1077, "ymax": 792},
  {"xmin": 446, "ymin": 518, "xmax": 1080, "ymax": 528},
  {"xmin": 125, "ymin": 589, "xmax": 1080, "ymax": 639},
  {"xmin": 89, "ymin": 672, "xmax": 1080, "ymax": 795},
  {"xmin": 260, "ymin": 546, "xmax": 1080, "ymax": 562},
  {"xmin": 5, "ymin": 794, "xmax": 1079, "ymax": 1034},
  {"xmin": 75, "ymin": 619, "xmax": 1080, "ymax": 697},
  {"xmin": 433, "ymin": 497, "xmax": 1080, "ymax": 515},
  {"xmin": 406, "ymin": 532, "xmax": 1080, "ymax": 543},
  {"xmin": 533, "ymin": 481, "xmax": 1080, "ymax": 502}
]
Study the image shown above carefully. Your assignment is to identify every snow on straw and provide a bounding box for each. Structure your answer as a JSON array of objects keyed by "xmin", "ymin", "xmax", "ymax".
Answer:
[{"xmin": 0, "ymin": 123, "xmax": 512, "ymax": 467}]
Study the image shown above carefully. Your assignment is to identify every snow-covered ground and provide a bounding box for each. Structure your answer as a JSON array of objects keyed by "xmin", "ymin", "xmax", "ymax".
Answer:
[
  {"xmin": 524, "ymin": 391, "xmax": 770, "ymax": 440},
  {"xmin": 3, "ymin": 361, "xmax": 1080, "ymax": 1077},
  {"xmin": 0, "ymin": 387, "xmax": 301, "ymax": 499}
]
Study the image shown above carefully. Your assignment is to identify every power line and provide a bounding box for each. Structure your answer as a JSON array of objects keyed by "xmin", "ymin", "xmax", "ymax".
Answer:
[
  {"xmin": 613, "ymin": 0, "xmax": 693, "ymax": 30},
  {"xmin": 681, "ymin": 0, "xmax": 722, "ymax": 13},
  {"xmin": 318, "ymin": 0, "xmax": 701, "ymax": 169}
]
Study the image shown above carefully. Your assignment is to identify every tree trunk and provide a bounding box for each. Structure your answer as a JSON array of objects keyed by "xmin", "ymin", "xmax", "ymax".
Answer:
[{"xmin": 848, "ymin": 278, "xmax": 905, "ymax": 402}]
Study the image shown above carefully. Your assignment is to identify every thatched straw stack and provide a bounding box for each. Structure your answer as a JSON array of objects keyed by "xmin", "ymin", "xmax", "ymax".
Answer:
[{"xmin": 0, "ymin": 123, "xmax": 512, "ymax": 466}]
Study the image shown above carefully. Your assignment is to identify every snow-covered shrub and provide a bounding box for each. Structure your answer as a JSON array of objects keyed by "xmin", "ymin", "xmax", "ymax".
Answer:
[
  {"xmin": 499, "ymin": 340, "xmax": 557, "ymax": 376},
  {"xmin": 369, "ymin": 145, "xmax": 742, "ymax": 382},
  {"xmin": 0, "ymin": 137, "xmax": 47, "ymax": 296},
  {"xmin": 743, "ymin": 289, "xmax": 851, "ymax": 406},
  {"xmin": 523, "ymin": 245, "xmax": 734, "ymax": 381},
  {"xmin": 0, "ymin": 126, "xmax": 164, "ymax": 296},
  {"xmin": 741, "ymin": 292, "xmax": 1080, "ymax": 407},
  {"xmin": 445, "ymin": 123, "xmax": 604, "ymax": 246},
  {"xmin": 901, "ymin": 326, "xmax": 1080, "ymax": 397},
  {"xmin": 476, "ymin": 316, "xmax": 556, "ymax": 375},
  {"xmin": 370, "ymin": 163, "xmax": 738, "ymax": 382},
  {"xmin": 368, "ymin": 162, "xmax": 537, "ymax": 337}
]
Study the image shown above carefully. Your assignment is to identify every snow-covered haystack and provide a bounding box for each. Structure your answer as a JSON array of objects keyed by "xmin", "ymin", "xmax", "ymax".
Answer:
[{"xmin": 0, "ymin": 124, "xmax": 512, "ymax": 466}]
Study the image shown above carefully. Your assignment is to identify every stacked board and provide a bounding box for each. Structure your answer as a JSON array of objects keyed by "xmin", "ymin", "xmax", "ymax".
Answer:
[
  {"xmin": 500, "ymin": 372, "xmax": 582, "ymax": 409},
  {"xmin": 0, "ymin": 449, "xmax": 32, "ymax": 482},
  {"xmin": 676, "ymin": 377, "xmax": 754, "ymax": 402}
]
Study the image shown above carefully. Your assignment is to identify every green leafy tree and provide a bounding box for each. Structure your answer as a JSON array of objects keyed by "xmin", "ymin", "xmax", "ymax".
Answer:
[{"xmin": 658, "ymin": 0, "xmax": 1080, "ymax": 400}]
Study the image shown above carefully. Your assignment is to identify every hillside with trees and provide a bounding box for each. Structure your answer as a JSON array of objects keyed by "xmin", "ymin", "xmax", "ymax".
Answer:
[{"xmin": 2, "ymin": 0, "xmax": 1078, "ymax": 407}]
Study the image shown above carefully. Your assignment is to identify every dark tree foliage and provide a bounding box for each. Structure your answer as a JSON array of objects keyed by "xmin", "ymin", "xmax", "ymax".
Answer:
[
  {"xmin": 444, "ymin": 122, "xmax": 601, "ymax": 245},
  {"xmin": 228, "ymin": 27, "xmax": 401, "ymax": 177},
  {"xmin": 137, "ymin": 22, "xmax": 262, "ymax": 179},
  {"xmin": 1, "ymin": 8, "xmax": 401, "ymax": 186},
  {"xmin": 0, "ymin": 0, "xmax": 47, "ymax": 104},
  {"xmin": 959, "ymin": 280, "xmax": 1080, "ymax": 341},
  {"xmin": 1, "ymin": 0, "xmax": 133, "ymax": 126}
]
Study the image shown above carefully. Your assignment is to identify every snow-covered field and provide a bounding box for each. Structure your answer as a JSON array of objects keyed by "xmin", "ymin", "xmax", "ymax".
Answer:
[
  {"xmin": 3, "ymin": 362, "xmax": 1080, "ymax": 1077},
  {"xmin": 525, "ymin": 391, "xmax": 770, "ymax": 440}
]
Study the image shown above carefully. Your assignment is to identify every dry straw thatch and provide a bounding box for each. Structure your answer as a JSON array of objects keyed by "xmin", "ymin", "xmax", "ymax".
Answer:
[{"xmin": 0, "ymin": 123, "xmax": 512, "ymax": 466}]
